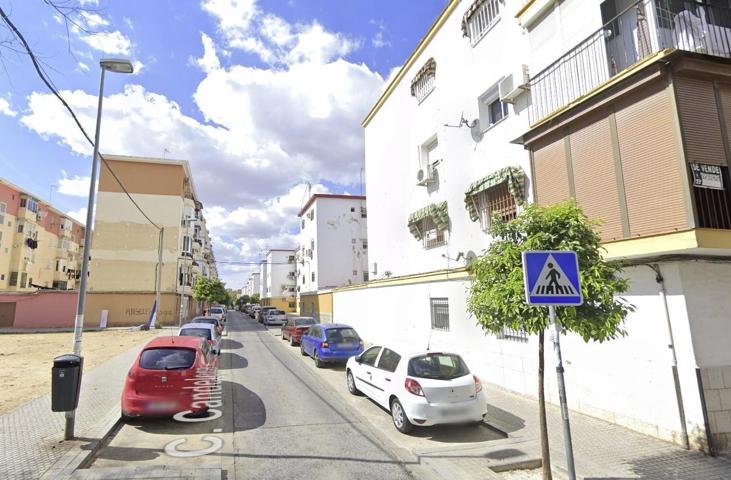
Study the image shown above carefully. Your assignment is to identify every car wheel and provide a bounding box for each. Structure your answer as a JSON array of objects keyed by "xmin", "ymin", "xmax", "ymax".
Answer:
[
  {"xmin": 346, "ymin": 370, "xmax": 361, "ymax": 396},
  {"xmin": 300, "ymin": 343, "xmax": 307, "ymax": 356},
  {"xmin": 391, "ymin": 398, "xmax": 414, "ymax": 433},
  {"xmin": 121, "ymin": 410, "xmax": 134, "ymax": 423},
  {"xmin": 314, "ymin": 350, "xmax": 324, "ymax": 368},
  {"xmin": 289, "ymin": 336, "xmax": 295, "ymax": 346}
]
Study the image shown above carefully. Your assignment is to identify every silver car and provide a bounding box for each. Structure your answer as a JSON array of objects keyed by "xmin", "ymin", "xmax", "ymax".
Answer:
[{"xmin": 263, "ymin": 309, "xmax": 287, "ymax": 326}]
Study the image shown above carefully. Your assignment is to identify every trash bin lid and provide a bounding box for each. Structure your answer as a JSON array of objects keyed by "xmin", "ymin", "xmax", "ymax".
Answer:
[{"xmin": 53, "ymin": 354, "xmax": 82, "ymax": 367}]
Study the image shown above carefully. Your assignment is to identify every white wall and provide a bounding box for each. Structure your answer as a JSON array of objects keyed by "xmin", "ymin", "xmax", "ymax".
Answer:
[
  {"xmin": 259, "ymin": 261, "xmax": 268, "ymax": 299},
  {"xmin": 333, "ymin": 262, "xmax": 712, "ymax": 447},
  {"xmin": 365, "ymin": 0, "xmax": 532, "ymax": 280},
  {"xmin": 266, "ymin": 250, "xmax": 295, "ymax": 299}
]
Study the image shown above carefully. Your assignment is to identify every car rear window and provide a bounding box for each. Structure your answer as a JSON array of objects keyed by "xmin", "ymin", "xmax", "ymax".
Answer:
[
  {"xmin": 296, "ymin": 318, "xmax": 315, "ymax": 326},
  {"xmin": 210, "ymin": 307, "xmax": 224, "ymax": 314},
  {"xmin": 325, "ymin": 328, "xmax": 359, "ymax": 344},
  {"xmin": 271, "ymin": 310, "xmax": 284, "ymax": 315},
  {"xmin": 140, "ymin": 348, "xmax": 196, "ymax": 370},
  {"xmin": 407, "ymin": 353, "xmax": 469, "ymax": 380},
  {"xmin": 180, "ymin": 328, "xmax": 212, "ymax": 340}
]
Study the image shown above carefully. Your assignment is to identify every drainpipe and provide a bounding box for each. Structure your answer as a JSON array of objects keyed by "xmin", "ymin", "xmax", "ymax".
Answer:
[{"xmin": 648, "ymin": 264, "xmax": 689, "ymax": 450}]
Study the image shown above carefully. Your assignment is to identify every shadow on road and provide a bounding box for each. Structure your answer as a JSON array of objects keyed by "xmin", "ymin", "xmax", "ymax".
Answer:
[
  {"xmin": 485, "ymin": 404, "xmax": 525, "ymax": 434},
  {"xmin": 220, "ymin": 338, "xmax": 243, "ymax": 349},
  {"xmin": 219, "ymin": 352, "xmax": 248, "ymax": 370},
  {"xmin": 408, "ymin": 423, "xmax": 506, "ymax": 443}
]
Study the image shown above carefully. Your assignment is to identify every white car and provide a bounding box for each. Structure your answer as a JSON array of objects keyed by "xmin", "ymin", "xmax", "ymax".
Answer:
[
  {"xmin": 178, "ymin": 322, "xmax": 221, "ymax": 355},
  {"xmin": 208, "ymin": 306, "xmax": 226, "ymax": 323},
  {"xmin": 345, "ymin": 346, "xmax": 487, "ymax": 433},
  {"xmin": 263, "ymin": 309, "xmax": 287, "ymax": 326}
]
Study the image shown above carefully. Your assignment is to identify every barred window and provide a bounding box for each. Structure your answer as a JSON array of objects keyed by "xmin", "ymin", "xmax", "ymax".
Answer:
[
  {"xmin": 9, "ymin": 272, "xmax": 18, "ymax": 286},
  {"xmin": 476, "ymin": 181, "xmax": 517, "ymax": 231},
  {"xmin": 411, "ymin": 58, "xmax": 436, "ymax": 103},
  {"xmin": 463, "ymin": 0, "xmax": 503, "ymax": 46},
  {"xmin": 0, "ymin": 202, "xmax": 5, "ymax": 226},
  {"xmin": 496, "ymin": 326, "xmax": 528, "ymax": 343},
  {"xmin": 421, "ymin": 216, "xmax": 447, "ymax": 249},
  {"xmin": 430, "ymin": 297, "xmax": 449, "ymax": 331}
]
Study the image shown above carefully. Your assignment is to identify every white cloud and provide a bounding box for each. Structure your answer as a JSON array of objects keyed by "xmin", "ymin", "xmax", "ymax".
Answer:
[
  {"xmin": 0, "ymin": 98, "xmax": 17, "ymax": 117},
  {"xmin": 79, "ymin": 0, "xmax": 100, "ymax": 5},
  {"xmin": 58, "ymin": 173, "xmax": 90, "ymax": 197},
  {"xmin": 79, "ymin": 30, "xmax": 132, "ymax": 56},
  {"xmin": 202, "ymin": 0, "xmax": 258, "ymax": 44},
  {"xmin": 372, "ymin": 31, "xmax": 390, "ymax": 48},
  {"xmin": 193, "ymin": 33, "xmax": 221, "ymax": 73},
  {"xmin": 79, "ymin": 11, "xmax": 110, "ymax": 28},
  {"xmin": 132, "ymin": 60, "xmax": 145, "ymax": 75},
  {"xmin": 66, "ymin": 207, "xmax": 88, "ymax": 224},
  {"xmin": 76, "ymin": 62, "xmax": 90, "ymax": 73}
]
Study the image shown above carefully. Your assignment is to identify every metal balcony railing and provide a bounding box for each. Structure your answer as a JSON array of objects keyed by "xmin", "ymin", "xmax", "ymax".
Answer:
[{"xmin": 528, "ymin": 0, "xmax": 731, "ymax": 125}]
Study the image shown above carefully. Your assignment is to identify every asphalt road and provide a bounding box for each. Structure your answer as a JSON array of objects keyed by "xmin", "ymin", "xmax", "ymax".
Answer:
[{"xmin": 86, "ymin": 310, "xmax": 415, "ymax": 480}]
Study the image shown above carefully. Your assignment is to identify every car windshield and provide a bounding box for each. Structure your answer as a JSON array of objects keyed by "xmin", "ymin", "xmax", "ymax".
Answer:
[
  {"xmin": 210, "ymin": 308, "xmax": 224, "ymax": 314},
  {"xmin": 140, "ymin": 348, "xmax": 196, "ymax": 370},
  {"xmin": 325, "ymin": 328, "xmax": 359, "ymax": 344},
  {"xmin": 296, "ymin": 318, "xmax": 315, "ymax": 326},
  {"xmin": 180, "ymin": 328, "xmax": 212, "ymax": 340},
  {"xmin": 407, "ymin": 353, "xmax": 470, "ymax": 380}
]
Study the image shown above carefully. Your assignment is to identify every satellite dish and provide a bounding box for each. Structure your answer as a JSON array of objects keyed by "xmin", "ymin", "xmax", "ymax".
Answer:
[
  {"xmin": 416, "ymin": 169, "xmax": 425, "ymax": 183},
  {"xmin": 465, "ymin": 251, "xmax": 478, "ymax": 264}
]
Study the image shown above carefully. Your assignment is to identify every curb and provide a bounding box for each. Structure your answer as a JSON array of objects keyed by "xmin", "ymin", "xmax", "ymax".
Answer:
[{"xmin": 40, "ymin": 408, "xmax": 122, "ymax": 480}]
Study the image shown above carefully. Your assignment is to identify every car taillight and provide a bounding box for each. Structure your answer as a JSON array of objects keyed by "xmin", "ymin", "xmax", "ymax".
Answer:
[
  {"xmin": 321, "ymin": 342, "xmax": 329, "ymax": 348},
  {"xmin": 404, "ymin": 378, "xmax": 424, "ymax": 397},
  {"xmin": 473, "ymin": 375, "xmax": 482, "ymax": 394}
]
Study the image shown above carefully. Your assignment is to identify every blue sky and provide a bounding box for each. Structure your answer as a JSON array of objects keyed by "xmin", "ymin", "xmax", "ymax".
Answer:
[{"xmin": 0, "ymin": 0, "xmax": 447, "ymax": 287}]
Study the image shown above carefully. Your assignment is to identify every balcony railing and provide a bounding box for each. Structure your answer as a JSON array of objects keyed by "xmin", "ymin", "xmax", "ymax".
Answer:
[{"xmin": 528, "ymin": 0, "xmax": 731, "ymax": 125}]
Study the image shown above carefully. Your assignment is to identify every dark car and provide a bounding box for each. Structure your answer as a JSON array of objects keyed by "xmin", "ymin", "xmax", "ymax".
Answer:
[
  {"xmin": 300, "ymin": 323, "xmax": 364, "ymax": 368},
  {"xmin": 281, "ymin": 316, "xmax": 316, "ymax": 345}
]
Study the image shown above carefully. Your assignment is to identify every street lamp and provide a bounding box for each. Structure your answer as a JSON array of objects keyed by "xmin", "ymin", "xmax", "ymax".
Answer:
[{"xmin": 66, "ymin": 58, "xmax": 134, "ymax": 440}]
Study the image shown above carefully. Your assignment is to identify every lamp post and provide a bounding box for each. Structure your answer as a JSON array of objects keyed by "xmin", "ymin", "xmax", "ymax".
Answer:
[{"xmin": 66, "ymin": 58, "xmax": 134, "ymax": 441}]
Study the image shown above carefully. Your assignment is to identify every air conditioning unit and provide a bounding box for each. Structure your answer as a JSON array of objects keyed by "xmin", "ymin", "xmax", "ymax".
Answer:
[
  {"xmin": 371, "ymin": 262, "xmax": 378, "ymax": 276},
  {"xmin": 416, "ymin": 163, "xmax": 436, "ymax": 186},
  {"xmin": 498, "ymin": 65, "xmax": 530, "ymax": 104}
]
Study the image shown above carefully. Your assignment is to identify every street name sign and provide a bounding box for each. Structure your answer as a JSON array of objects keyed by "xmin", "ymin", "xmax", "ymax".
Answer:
[{"xmin": 522, "ymin": 250, "xmax": 582, "ymax": 306}]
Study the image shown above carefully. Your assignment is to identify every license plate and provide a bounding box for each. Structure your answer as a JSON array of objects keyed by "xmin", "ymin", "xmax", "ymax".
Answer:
[
  {"xmin": 440, "ymin": 406, "xmax": 469, "ymax": 417},
  {"xmin": 146, "ymin": 401, "xmax": 177, "ymax": 411},
  {"xmin": 337, "ymin": 343, "xmax": 356, "ymax": 349}
]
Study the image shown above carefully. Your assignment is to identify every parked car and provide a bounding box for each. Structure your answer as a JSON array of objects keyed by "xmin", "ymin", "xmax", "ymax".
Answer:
[
  {"xmin": 208, "ymin": 306, "xmax": 226, "ymax": 323},
  {"xmin": 263, "ymin": 309, "xmax": 287, "ymax": 326},
  {"xmin": 300, "ymin": 323, "xmax": 364, "ymax": 368},
  {"xmin": 281, "ymin": 316, "xmax": 316, "ymax": 345},
  {"xmin": 346, "ymin": 346, "xmax": 487, "ymax": 433},
  {"xmin": 250, "ymin": 306, "xmax": 262, "ymax": 319},
  {"xmin": 121, "ymin": 336, "xmax": 218, "ymax": 420},
  {"xmin": 178, "ymin": 322, "xmax": 221, "ymax": 355},
  {"xmin": 256, "ymin": 306, "xmax": 277, "ymax": 323},
  {"xmin": 191, "ymin": 316, "xmax": 223, "ymax": 336}
]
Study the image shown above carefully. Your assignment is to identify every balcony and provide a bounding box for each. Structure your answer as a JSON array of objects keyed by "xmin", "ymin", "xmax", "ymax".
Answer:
[{"xmin": 528, "ymin": 0, "xmax": 731, "ymax": 125}]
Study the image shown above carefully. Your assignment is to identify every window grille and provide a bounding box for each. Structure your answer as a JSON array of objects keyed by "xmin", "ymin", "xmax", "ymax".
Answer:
[
  {"xmin": 421, "ymin": 216, "xmax": 447, "ymax": 249},
  {"xmin": 464, "ymin": 0, "xmax": 502, "ymax": 46},
  {"xmin": 496, "ymin": 326, "xmax": 528, "ymax": 343},
  {"xmin": 476, "ymin": 181, "xmax": 517, "ymax": 231},
  {"xmin": 0, "ymin": 202, "xmax": 5, "ymax": 226},
  {"xmin": 430, "ymin": 297, "xmax": 449, "ymax": 331},
  {"xmin": 411, "ymin": 58, "xmax": 436, "ymax": 103},
  {"xmin": 9, "ymin": 272, "xmax": 18, "ymax": 286},
  {"xmin": 693, "ymin": 165, "xmax": 731, "ymax": 230}
]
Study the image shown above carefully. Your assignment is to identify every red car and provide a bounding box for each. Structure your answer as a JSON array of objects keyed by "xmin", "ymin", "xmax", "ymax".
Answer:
[
  {"xmin": 121, "ymin": 336, "xmax": 219, "ymax": 420},
  {"xmin": 281, "ymin": 316, "xmax": 316, "ymax": 346}
]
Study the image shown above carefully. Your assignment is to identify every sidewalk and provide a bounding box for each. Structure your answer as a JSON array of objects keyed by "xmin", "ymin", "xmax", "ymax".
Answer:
[
  {"xmin": 469, "ymin": 384, "xmax": 731, "ymax": 479},
  {"xmin": 0, "ymin": 333, "xmax": 155, "ymax": 480}
]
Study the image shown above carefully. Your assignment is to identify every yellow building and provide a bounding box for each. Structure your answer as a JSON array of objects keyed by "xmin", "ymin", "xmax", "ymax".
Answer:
[
  {"xmin": 0, "ymin": 178, "xmax": 85, "ymax": 292},
  {"xmin": 86, "ymin": 155, "xmax": 216, "ymax": 327}
]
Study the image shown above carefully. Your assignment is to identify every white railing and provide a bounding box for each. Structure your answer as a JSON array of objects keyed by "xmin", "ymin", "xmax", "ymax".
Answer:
[
  {"xmin": 466, "ymin": 0, "xmax": 502, "ymax": 46},
  {"xmin": 413, "ymin": 73, "xmax": 435, "ymax": 103}
]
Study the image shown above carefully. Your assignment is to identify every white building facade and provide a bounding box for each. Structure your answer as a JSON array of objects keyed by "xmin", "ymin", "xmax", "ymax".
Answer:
[
  {"xmin": 263, "ymin": 249, "xmax": 296, "ymax": 311},
  {"xmin": 244, "ymin": 272, "xmax": 260, "ymax": 298},
  {"xmin": 258, "ymin": 260, "xmax": 268, "ymax": 300}
]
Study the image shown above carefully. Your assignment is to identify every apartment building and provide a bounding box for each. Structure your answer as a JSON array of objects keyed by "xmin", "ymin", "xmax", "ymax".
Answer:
[
  {"xmin": 296, "ymin": 194, "xmax": 368, "ymax": 321},
  {"xmin": 0, "ymin": 177, "xmax": 85, "ymax": 292},
  {"xmin": 86, "ymin": 155, "xmax": 216, "ymax": 327},
  {"xmin": 242, "ymin": 272, "xmax": 260, "ymax": 298},
  {"xmin": 260, "ymin": 249, "xmax": 296, "ymax": 311},
  {"xmin": 508, "ymin": 0, "xmax": 731, "ymax": 454}
]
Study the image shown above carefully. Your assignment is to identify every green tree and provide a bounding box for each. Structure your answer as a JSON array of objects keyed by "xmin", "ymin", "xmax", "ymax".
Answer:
[
  {"xmin": 192, "ymin": 277, "xmax": 228, "ymax": 305},
  {"xmin": 250, "ymin": 293, "xmax": 261, "ymax": 304},
  {"xmin": 237, "ymin": 295, "xmax": 251, "ymax": 306},
  {"xmin": 467, "ymin": 200, "xmax": 633, "ymax": 479}
]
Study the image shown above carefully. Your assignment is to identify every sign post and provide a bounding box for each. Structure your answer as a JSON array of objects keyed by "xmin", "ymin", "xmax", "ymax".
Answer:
[{"xmin": 523, "ymin": 250, "xmax": 581, "ymax": 480}]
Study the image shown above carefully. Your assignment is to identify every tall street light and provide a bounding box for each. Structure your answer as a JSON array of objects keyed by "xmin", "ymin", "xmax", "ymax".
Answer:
[{"xmin": 66, "ymin": 58, "xmax": 134, "ymax": 440}]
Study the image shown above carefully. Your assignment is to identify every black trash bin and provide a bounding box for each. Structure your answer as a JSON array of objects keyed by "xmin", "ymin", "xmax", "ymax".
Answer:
[{"xmin": 51, "ymin": 354, "xmax": 84, "ymax": 412}]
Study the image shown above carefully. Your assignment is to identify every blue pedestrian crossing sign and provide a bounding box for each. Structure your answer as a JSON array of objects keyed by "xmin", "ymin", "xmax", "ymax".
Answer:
[{"xmin": 522, "ymin": 251, "xmax": 582, "ymax": 306}]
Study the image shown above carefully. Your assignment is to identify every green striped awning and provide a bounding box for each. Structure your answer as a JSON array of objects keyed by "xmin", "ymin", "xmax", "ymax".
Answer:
[
  {"xmin": 407, "ymin": 201, "xmax": 449, "ymax": 240},
  {"xmin": 464, "ymin": 166, "xmax": 526, "ymax": 222}
]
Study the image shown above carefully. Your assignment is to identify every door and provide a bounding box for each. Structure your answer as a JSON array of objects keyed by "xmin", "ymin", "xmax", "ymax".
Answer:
[
  {"xmin": 0, "ymin": 302, "xmax": 16, "ymax": 327},
  {"xmin": 304, "ymin": 326, "xmax": 319, "ymax": 356},
  {"xmin": 353, "ymin": 346, "xmax": 381, "ymax": 399},
  {"xmin": 370, "ymin": 348, "xmax": 402, "ymax": 408}
]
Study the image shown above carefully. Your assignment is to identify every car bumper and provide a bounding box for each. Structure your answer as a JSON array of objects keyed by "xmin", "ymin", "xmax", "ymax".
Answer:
[
  {"xmin": 402, "ymin": 393, "xmax": 487, "ymax": 427},
  {"xmin": 121, "ymin": 392, "xmax": 205, "ymax": 418},
  {"xmin": 265, "ymin": 319, "xmax": 286, "ymax": 325},
  {"xmin": 318, "ymin": 350, "xmax": 362, "ymax": 362}
]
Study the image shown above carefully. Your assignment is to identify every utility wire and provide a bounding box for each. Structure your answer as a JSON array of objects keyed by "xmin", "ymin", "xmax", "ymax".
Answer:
[{"xmin": 0, "ymin": 6, "xmax": 161, "ymax": 231}]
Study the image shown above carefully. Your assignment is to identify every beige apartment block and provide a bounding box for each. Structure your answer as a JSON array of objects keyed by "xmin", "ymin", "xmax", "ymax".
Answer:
[
  {"xmin": 0, "ymin": 178, "xmax": 85, "ymax": 292},
  {"xmin": 86, "ymin": 155, "xmax": 216, "ymax": 327}
]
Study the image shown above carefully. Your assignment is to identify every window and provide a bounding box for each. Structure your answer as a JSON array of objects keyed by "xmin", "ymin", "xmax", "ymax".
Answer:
[
  {"xmin": 20, "ymin": 273, "xmax": 28, "ymax": 288},
  {"xmin": 359, "ymin": 346, "xmax": 381, "ymax": 367},
  {"xmin": 17, "ymin": 223, "xmax": 23, "ymax": 234},
  {"xmin": 9, "ymin": 272, "xmax": 17, "ymax": 286},
  {"xmin": 430, "ymin": 297, "xmax": 449, "ymax": 331},
  {"xmin": 475, "ymin": 181, "xmax": 518, "ymax": 231},
  {"xmin": 479, "ymin": 87, "xmax": 509, "ymax": 130},
  {"xmin": 408, "ymin": 353, "xmax": 469, "ymax": 380},
  {"xmin": 288, "ymin": 302, "xmax": 296, "ymax": 308},
  {"xmin": 20, "ymin": 197, "xmax": 38, "ymax": 213},
  {"xmin": 301, "ymin": 219, "xmax": 305, "ymax": 230},
  {"xmin": 463, "ymin": 0, "xmax": 502, "ymax": 46},
  {"xmin": 420, "ymin": 137, "xmax": 440, "ymax": 169},
  {"xmin": 140, "ymin": 348, "xmax": 196, "ymax": 370},
  {"xmin": 411, "ymin": 58, "xmax": 436, "ymax": 103},
  {"xmin": 361, "ymin": 206, "xmax": 367, "ymax": 218},
  {"xmin": 182, "ymin": 236, "xmax": 192, "ymax": 254},
  {"xmin": 377, "ymin": 348, "xmax": 401, "ymax": 373},
  {"xmin": 350, "ymin": 207, "xmax": 355, "ymax": 212},
  {"xmin": 0, "ymin": 231, "xmax": 2, "ymax": 246},
  {"xmin": 421, "ymin": 216, "xmax": 447, "ymax": 249},
  {"xmin": 496, "ymin": 327, "xmax": 528, "ymax": 343},
  {"xmin": 288, "ymin": 255, "xmax": 295, "ymax": 264},
  {"xmin": 55, "ymin": 259, "xmax": 63, "ymax": 272},
  {"xmin": 362, "ymin": 239, "xmax": 368, "ymax": 249},
  {"xmin": 0, "ymin": 202, "xmax": 5, "ymax": 225},
  {"xmin": 363, "ymin": 271, "xmax": 369, "ymax": 282},
  {"xmin": 352, "ymin": 270, "xmax": 358, "ymax": 276},
  {"xmin": 311, "ymin": 272, "xmax": 315, "ymax": 282}
]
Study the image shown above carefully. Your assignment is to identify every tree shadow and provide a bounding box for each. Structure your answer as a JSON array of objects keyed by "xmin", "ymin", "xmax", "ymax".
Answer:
[
  {"xmin": 220, "ymin": 338, "xmax": 243, "ymax": 349},
  {"xmin": 484, "ymin": 403, "xmax": 526, "ymax": 434},
  {"xmin": 219, "ymin": 352, "xmax": 248, "ymax": 370}
]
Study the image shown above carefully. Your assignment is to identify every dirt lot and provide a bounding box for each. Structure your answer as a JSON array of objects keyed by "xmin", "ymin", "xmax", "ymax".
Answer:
[{"xmin": 0, "ymin": 329, "xmax": 159, "ymax": 415}]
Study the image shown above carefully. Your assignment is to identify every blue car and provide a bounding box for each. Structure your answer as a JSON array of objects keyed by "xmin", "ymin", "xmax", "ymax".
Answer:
[{"xmin": 300, "ymin": 323, "xmax": 364, "ymax": 368}]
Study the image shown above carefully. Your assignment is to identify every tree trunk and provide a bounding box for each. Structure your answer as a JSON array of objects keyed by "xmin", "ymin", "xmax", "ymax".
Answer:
[{"xmin": 539, "ymin": 330, "xmax": 552, "ymax": 480}]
